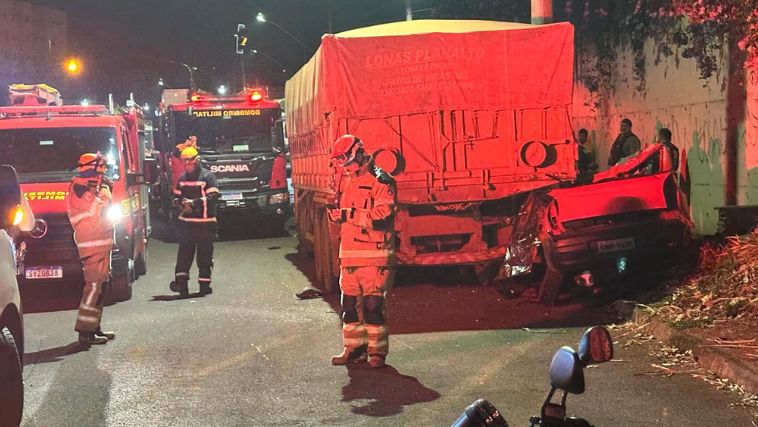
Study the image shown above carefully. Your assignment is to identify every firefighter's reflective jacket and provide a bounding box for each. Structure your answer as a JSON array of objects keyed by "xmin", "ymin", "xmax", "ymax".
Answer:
[
  {"xmin": 67, "ymin": 179, "xmax": 114, "ymax": 257},
  {"xmin": 337, "ymin": 164, "xmax": 397, "ymax": 267},
  {"xmin": 173, "ymin": 167, "xmax": 219, "ymax": 223}
]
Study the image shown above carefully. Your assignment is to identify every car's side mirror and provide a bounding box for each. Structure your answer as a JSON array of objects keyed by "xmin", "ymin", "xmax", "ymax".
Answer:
[
  {"xmin": 549, "ymin": 346, "xmax": 585, "ymax": 395},
  {"xmin": 577, "ymin": 326, "xmax": 614, "ymax": 367},
  {"xmin": 0, "ymin": 165, "xmax": 22, "ymax": 229}
]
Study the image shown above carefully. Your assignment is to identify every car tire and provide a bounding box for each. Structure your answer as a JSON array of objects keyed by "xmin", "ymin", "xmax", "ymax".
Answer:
[
  {"xmin": 537, "ymin": 267, "xmax": 564, "ymax": 306},
  {"xmin": 0, "ymin": 326, "xmax": 23, "ymax": 427}
]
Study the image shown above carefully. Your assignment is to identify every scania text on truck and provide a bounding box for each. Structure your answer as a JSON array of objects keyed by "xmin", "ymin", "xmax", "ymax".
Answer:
[
  {"xmin": 0, "ymin": 84, "xmax": 151, "ymax": 302},
  {"xmin": 285, "ymin": 20, "xmax": 577, "ymax": 292},
  {"xmin": 156, "ymin": 87, "xmax": 290, "ymax": 233}
]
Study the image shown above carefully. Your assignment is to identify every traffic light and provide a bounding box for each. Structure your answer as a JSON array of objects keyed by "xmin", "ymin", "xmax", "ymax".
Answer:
[{"xmin": 235, "ymin": 24, "xmax": 248, "ymax": 55}]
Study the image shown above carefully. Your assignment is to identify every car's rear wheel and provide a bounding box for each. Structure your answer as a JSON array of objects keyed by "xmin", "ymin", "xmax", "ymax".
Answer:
[{"xmin": 0, "ymin": 326, "xmax": 23, "ymax": 427}]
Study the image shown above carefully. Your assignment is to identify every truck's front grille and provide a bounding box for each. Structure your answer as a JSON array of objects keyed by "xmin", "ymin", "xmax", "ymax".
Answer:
[{"xmin": 411, "ymin": 233, "xmax": 471, "ymax": 254}]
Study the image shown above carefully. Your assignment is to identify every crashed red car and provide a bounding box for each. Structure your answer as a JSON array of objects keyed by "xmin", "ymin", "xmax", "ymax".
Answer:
[{"xmin": 500, "ymin": 143, "xmax": 693, "ymax": 305}]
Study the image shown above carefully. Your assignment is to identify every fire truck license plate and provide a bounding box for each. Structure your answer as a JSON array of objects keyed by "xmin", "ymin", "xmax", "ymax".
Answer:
[
  {"xmin": 25, "ymin": 266, "xmax": 63, "ymax": 279},
  {"xmin": 221, "ymin": 193, "xmax": 243, "ymax": 201},
  {"xmin": 597, "ymin": 237, "xmax": 635, "ymax": 253}
]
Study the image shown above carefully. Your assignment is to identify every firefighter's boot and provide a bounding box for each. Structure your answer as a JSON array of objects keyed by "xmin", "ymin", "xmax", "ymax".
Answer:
[
  {"xmin": 95, "ymin": 329, "xmax": 116, "ymax": 340},
  {"xmin": 330, "ymin": 344, "xmax": 367, "ymax": 365},
  {"xmin": 368, "ymin": 354, "xmax": 386, "ymax": 369},
  {"xmin": 199, "ymin": 282, "xmax": 213, "ymax": 296},
  {"xmin": 169, "ymin": 280, "xmax": 189, "ymax": 297},
  {"xmin": 78, "ymin": 332, "xmax": 108, "ymax": 347}
]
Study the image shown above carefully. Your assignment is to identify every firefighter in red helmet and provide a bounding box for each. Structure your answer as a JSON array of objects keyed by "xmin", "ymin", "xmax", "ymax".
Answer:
[
  {"xmin": 328, "ymin": 134, "xmax": 397, "ymax": 368},
  {"xmin": 67, "ymin": 152, "xmax": 116, "ymax": 347}
]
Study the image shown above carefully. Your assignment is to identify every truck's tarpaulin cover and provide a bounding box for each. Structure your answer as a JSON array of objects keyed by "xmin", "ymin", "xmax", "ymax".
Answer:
[{"xmin": 286, "ymin": 20, "xmax": 574, "ymax": 135}]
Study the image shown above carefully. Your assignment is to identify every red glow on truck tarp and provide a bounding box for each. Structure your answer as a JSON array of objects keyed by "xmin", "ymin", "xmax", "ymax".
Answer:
[{"xmin": 21, "ymin": 182, "xmax": 70, "ymax": 215}]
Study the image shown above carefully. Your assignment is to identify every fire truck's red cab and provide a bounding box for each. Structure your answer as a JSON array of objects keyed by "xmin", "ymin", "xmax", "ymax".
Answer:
[
  {"xmin": 0, "ymin": 84, "xmax": 150, "ymax": 302},
  {"xmin": 157, "ymin": 87, "xmax": 290, "ymax": 232}
]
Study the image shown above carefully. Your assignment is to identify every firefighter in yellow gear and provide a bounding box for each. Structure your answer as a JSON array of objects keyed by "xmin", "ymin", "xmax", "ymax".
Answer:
[
  {"xmin": 67, "ymin": 153, "xmax": 116, "ymax": 347},
  {"xmin": 327, "ymin": 135, "xmax": 397, "ymax": 368}
]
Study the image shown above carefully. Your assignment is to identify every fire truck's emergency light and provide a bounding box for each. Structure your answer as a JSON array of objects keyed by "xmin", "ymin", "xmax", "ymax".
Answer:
[
  {"xmin": 249, "ymin": 89, "xmax": 263, "ymax": 102},
  {"xmin": 188, "ymin": 87, "xmax": 266, "ymax": 104}
]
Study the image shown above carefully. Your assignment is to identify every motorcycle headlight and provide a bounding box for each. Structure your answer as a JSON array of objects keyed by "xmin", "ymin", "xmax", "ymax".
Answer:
[{"xmin": 106, "ymin": 204, "xmax": 124, "ymax": 223}]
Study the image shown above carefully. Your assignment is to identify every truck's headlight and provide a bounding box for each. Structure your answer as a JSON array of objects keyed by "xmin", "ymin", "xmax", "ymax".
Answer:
[
  {"xmin": 106, "ymin": 205, "xmax": 124, "ymax": 223},
  {"xmin": 268, "ymin": 192, "xmax": 289, "ymax": 205}
]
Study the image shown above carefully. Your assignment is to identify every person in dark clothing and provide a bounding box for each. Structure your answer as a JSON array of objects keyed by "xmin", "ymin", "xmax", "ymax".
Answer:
[
  {"xmin": 576, "ymin": 128, "xmax": 598, "ymax": 175},
  {"xmin": 169, "ymin": 143, "xmax": 220, "ymax": 297},
  {"xmin": 657, "ymin": 127, "xmax": 679, "ymax": 171},
  {"xmin": 608, "ymin": 118, "xmax": 641, "ymax": 166}
]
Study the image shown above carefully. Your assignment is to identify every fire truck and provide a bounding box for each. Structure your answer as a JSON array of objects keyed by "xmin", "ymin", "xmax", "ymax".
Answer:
[
  {"xmin": 0, "ymin": 84, "xmax": 151, "ymax": 302},
  {"xmin": 156, "ymin": 87, "xmax": 290, "ymax": 232},
  {"xmin": 285, "ymin": 20, "xmax": 577, "ymax": 293}
]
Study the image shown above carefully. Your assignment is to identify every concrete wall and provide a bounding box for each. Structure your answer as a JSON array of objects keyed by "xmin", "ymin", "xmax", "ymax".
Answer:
[{"xmin": 572, "ymin": 35, "xmax": 757, "ymax": 236}]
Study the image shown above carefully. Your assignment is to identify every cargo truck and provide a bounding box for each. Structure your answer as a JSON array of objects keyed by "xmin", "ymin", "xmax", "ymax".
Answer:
[{"xmin": 285, "ymin": 20, "xmax": 577, "ymax": 293}]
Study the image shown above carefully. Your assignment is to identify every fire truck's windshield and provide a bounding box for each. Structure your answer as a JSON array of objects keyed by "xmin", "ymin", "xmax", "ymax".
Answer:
[
  {"xmin": 173, "ymin": 109, "xmax": 279, "ymax": 154},
  {"xmin": 0, "ymin": 127, "xmax": 120, "ymax": 182}
]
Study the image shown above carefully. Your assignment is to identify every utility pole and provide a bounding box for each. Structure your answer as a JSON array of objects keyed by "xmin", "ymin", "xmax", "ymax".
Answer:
[
  {"xmin": 240, "ymin": 56, "xmax": 247, "ymax": 92},
  {"xmin": 406, "ymin": 0, "xmax": 412, "ymax": 21}
]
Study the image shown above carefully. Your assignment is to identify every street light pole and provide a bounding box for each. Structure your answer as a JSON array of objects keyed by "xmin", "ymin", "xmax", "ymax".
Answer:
[{"xmin": 166, "ymin": 60, "xmax": 197, "ymax": 92}]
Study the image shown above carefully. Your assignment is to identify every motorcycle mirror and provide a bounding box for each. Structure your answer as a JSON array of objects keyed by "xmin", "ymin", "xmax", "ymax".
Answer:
[
  {"xmin": 450, "ymin": 399, "xmax": 509, "ymax": 427},
  {"xmin": 0, "ymin": 165, "xmax": 22, "ymax": 229},
  {"xmin": 577, "ymin": 326, "xmax": 614, "ymax": 366},
  {"xmin": 549, "ymin": 346, "xmax": 585, "ymax": 394}
]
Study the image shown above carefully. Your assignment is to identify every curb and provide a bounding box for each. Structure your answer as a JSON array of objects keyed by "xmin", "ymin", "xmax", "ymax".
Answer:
[{"xmin": 632, "ymin": 308, "xmax": 758, "ymax": 396}]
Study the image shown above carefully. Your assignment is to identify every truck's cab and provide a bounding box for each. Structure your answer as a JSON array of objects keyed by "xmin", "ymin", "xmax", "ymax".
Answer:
[
  {"xmin": 0, "ymin": 85, "xmax": 150, "ymax": 302},
  {"xmin": 157, "ymin": 87, "xmax": 290, "ymax": 232}
]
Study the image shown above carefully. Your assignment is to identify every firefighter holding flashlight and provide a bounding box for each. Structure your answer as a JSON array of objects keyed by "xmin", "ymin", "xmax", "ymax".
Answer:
[
  {"xmin": 328, "ymin": 134, "xmax": 397, "ymax": 369},
  {"xmin": 67, "ymin": 152, "xmax": 116, "ymax": 347}
]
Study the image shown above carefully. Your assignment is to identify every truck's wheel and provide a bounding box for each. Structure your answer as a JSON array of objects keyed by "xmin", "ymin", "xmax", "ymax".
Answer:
[
  {"xmin": 135, "ymin": 244, "xmax": 148, "ymax": 277},
  {"xmin": 316, "ymin": 214, "xmax": 336, "ymax": 294},
  {"xmin": 0, "ymin": 326, "xmax": 23, "ymax": 427},
  {"xmin": 537, "ymin": 267, "xmax": 564, "ymax": 306},
  {"xmin": 107, "ymin": 258, "xmax": 134, "ymax": 304}
]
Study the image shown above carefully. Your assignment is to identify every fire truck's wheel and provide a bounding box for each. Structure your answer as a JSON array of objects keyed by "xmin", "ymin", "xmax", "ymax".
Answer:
[
  {"xmin": 0, "ymin": 327, "xmax": 23, "ymax": 427},
  {"xmin": 135, "ymin": 245, "xmax": 148, "ymax": 277},
  {"xmin": 108, "ymin": 259, "xmax": 134, "ymax": 304},
  {"xmin": 537, "ymin": 267, "xmax": 564, "ymax": 306}
]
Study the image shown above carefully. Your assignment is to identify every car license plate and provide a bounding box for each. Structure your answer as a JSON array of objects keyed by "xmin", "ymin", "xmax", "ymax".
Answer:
[
  {"xmin": 221, "ymin": 193, "xmax": 243, "ymax": 201},
  {"xmin": 25, "ymin": 266, "xmax": 63, "ymax": 279},
  {"xmin": 597, "ymin": 237, "xmax": 635, "ymax": 253}
]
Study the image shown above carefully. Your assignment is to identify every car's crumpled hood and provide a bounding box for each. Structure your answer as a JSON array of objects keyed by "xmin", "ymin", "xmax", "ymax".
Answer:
[{"xmin": 548, "ymin": 173, "xmax": 670, "ymax": 223}]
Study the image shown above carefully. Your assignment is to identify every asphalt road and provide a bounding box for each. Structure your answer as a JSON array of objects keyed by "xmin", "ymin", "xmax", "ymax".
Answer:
[{"xmin": 16, "ymin": 229, "xmax": 756, "ymax": 426}]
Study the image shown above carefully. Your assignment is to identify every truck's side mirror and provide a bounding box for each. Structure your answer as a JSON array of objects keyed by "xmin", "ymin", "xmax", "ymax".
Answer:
[
  {"xmin": 143, "ymin": 158, "xmax": 158, "ymax": 185},
  {"xmin": 0, "ymin": 165, "xmax": 22, "ymax": 229},
  {"xmin": 273, "ymin": 119, "xmax": 286, "ymax": 152}
]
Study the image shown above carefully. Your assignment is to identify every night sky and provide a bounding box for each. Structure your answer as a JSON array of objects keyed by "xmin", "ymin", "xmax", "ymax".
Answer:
[{"xmin": 28, "ymin": 0, "xmax": 529, "ymax": 106}]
